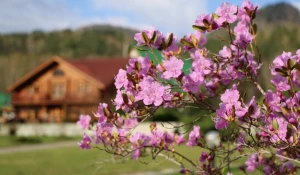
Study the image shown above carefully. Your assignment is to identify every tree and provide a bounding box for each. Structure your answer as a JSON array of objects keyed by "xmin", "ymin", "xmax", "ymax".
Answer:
[{"xmin": 77, "ymin": 1, "xmax": 300, "ymax": 174}]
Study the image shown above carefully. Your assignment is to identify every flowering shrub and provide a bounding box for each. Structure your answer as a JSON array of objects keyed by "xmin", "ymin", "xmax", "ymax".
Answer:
[{"xmin": 77, "ymin": 1, "xmax": 300, "ymax": 174}]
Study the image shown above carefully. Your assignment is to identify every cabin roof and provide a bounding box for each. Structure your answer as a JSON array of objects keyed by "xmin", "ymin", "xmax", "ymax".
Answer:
[
  {"xmin": 66, "ymin": 58, "xmax": 129, "ymax": 89},
  {"xmin": 6, "ymin": 56, "xmax": 129, "ymax": 92}
]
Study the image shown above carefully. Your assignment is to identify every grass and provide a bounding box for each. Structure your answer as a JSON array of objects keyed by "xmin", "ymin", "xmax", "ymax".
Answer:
[
  {"xmin": 0, "ymin": 146, "xmax": 182, "ymax": 175},
  {"xmin": 0, "ymin": 136, "xmax": 80, "ymax": 148},
  {"xmin": 0, "ymin": 142, "xmax": 265, "ymax": 175}
]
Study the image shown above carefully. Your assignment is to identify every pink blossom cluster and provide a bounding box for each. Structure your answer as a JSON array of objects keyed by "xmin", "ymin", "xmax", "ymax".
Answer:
[
  {"xmin": 77, "ymin": 0, "xmax": 300, "ymax": 174},
  {"xmin": 78, "ymin": 103, "xmax": 186, "ymax": 160}
]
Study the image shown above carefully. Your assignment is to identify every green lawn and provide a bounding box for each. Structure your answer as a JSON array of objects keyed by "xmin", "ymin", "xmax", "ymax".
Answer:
[
  {"xmin": 0, "ymin": 146, "xmax": 183, "ymax": 175},
  {"xmin": 0, "ymin": 143, "xmax": 262, "ymax": 175},
  {"xmin": 0, "ymin": 136, "xmax": 80, "ymax": 148}
]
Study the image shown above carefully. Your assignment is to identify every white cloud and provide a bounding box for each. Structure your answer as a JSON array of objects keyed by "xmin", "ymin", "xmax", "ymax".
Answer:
[
  {"xmin": 91, "ymin": 0, "xmax": 207, "ymax": 36},
  {"xmin": 291, "ymin": 0, "xmax": 300, "ymax": 11},
  {"xmin": 0, "ymin": 0, "xmax": 70, "ymax": 33},
  {"xmin": 0, "ymin": 0, "xmax": 207, "ymax": 36},
  {"xmin": 0, "ymin": 0, "xmax": 103, "ymax": 33}
]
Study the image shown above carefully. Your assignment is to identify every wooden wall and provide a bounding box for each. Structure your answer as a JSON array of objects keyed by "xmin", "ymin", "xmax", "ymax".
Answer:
[
  {"xmin": 12, "ymin": 63, "xmax": 101, "ymax": 104},
  {"xmin": 11, "ymin": 62, "xmax": 105, "ymax": 122}
]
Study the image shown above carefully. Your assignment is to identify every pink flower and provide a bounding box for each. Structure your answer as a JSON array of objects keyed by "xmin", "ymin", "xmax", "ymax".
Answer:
[
  {"xmin": 234, "ymin": 22, "xmax": 248, "ymax": 34},
  {"xmin": 149, "ymin": 129, "xmax": 164, "ymax": 146},
  {"xmin": 182, "ymin": 74, "xmax": 201, "ymax": 93},
  {"xmin": 176, "ymin": 135, "xmax": 185, "ymax": 145},
  {"xmin": 115, "ymin": 69, "xmax": 129, "ymax": 89},
  {"xmin": 127, "ymin": 56, "xmax": 151, "ymax": 76},
  {"xmin": 270, "ymin": 118, "xmax": 288, "ymax": 143},
  {"xmin": 237, "ymin": 0, "xmax": 258, "ymax": 24},
  {"xmin": 245, "ymin": 154, "xmax": 259, "ymax": 172},
  {"xmin": 130, "ymin": 132, "xmax": 149, "ymax": 147},
  {"xmin": 94, "ymin": 123, "xmax": 113, "ymax": 144},
  {"xmin": 271, "ymin": 75, "xmax": 290, "ymax": 92},
  {"xmin": 192, "ymin": 55, "xmax": 213, "ymax": 75},
  {"xmin": 199, "ymin": 151, "xmax": 208, "ymax": 162},
  {"xmin": 265, "ymin": 90, "xmax": 281, "ymax": 112},
  {"xmin": 98, "ymin": 103, "xmax": 108, "ymax": 116},
  {"xmin": 113, "ymin": 90, "xmax": 124, "ymax": 111},
  {"xmin": 186, "ymin": 125, "xmax": 201, "ymax": 146},
  {"xmin": 163, "ymin": 132, "xmax": 174, "ymax": 146},
  {"xmin": 182, "ymin": 32, "xmax": 207, "ymax": 51},
  {"xmin": 215, "ymin": 104, "xmax": 229, "ymax": 130},
  {"xmin": 271, "ymin": 51, "xmax": 292, "ymax": 75},
  {"xmin": 237, "ymin": 133, "xmax": 245, "ymax": 150},
  {"xmin": 247, "ymin": 97, "xmax": 261, "ymax": 119},
  {"xmin": 235, "ymin": 30, "xmax": 253, "ymax": 49},
  {"xmin": 219, "ymin": 46, "xmax": 232, "ymax": 59},
  {"xmin": 161, "ymin": 56, "xmax": 184, "ymax": 79},
  {"xmin": 76, "ymin": 115, "xmax": 91, "ymax": 130},
  {"xmin": 134, "ymin": 26, "xmax": 163, "ymax": 48},
  {"xmin": 79, "ymin": 134, "xmax": 92, "ymax": 150},
  {"xmin": 215, "ymin": 2, "xmax": 237, "ymax": 24},
  {"xmin": 132, "ymin": 149, "xmax": 140, "ymax": 160},
  {"xmin": 220, "ymin": 85, "xmax": 240, "ymax": 105},
  {"xmin": 138, "ymin": 77, "xmax": 171, "ymax": 106},
  {"xmin": 280, "ymin": 161, "xmax": 294, "ymax": 173},
  {"xmin": 195, "ymin": 14, "xmax": 220, "ymax": 32},
  {"xmin": 124, "ymin": 118, "xmax": 138, "ymax": 129}
]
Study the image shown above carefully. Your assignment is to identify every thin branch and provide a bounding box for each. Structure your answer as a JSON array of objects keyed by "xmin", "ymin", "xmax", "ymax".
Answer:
[{"xmin": 252, "ymin": 80, "xmax": 266, "ymax": 95}]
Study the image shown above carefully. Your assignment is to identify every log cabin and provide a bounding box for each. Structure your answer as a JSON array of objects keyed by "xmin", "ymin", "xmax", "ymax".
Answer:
[{"xmin": 6, "ymin": 56, "xmax": 129, "ymax": 123}]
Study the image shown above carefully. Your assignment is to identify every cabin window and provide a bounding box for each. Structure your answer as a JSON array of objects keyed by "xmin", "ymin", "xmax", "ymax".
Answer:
[
  {"xmin": 28, "ymin": 85, "xmax": 39, "ymax": 94},
  {"xmin": 78, "ymin": 82, "xmax": 91, "ymax": 95},
  {"xmin": 28, "ymin": 86, "xmax": 34, "ymax": 95},
  {"xmin": 34, "ymin": 87, "xmax": 39, "ymax": 93},
  {"xmin": 86, "ymin": 84, "xmax": 91, "ymax": 93},
  {"xmin": 53, "ymin": 69, "xmax": 64, "ymax": 76},
  {"xmin": 52, "ymin": 83, "xmax": 65, "ymax": 99},
  {"xmin": 78, "ymin": 83, "xmax": 85, "ymax": 94}
]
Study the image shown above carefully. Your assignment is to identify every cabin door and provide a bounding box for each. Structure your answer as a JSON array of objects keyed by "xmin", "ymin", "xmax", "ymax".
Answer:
[{"xmin": 47, "ymin": 106, "xmax": 63, "ymax": 123}]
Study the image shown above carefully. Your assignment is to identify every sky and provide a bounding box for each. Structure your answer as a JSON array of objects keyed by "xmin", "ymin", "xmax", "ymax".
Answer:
[{"xmin": 1, "ymin": 0, "xmax": 300, "ymax": 36}]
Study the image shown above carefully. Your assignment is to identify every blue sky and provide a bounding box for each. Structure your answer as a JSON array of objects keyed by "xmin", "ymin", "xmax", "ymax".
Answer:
[{"xmin": 1, "ymin": 0, "xmax": 300, "ymax": 36}]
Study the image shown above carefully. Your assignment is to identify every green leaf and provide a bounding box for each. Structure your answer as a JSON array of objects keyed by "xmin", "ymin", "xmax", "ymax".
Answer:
[
  {"xmin": 180, "ymin": 38, "xmax": 194, "ymax": 47},
  {"xmin": 150, "ymin": 122, "xmax": 156, "ymax": 131},
  {"xmin": 103, "ymin": 107, "xmax": 110, "ymax": 117},
  {"xmin": 252, "ymin": 24, "xmax": 257, "ymax": 35},
  {"xmin": 244, "ymin": 7, "xmax": 251, "ymax": 16},
  {"xmin": 234, "ymin": 6, "xmax": 239, "ymax": 15},
  {"xmin": 122, "ymin": 94, "xmax": 129, "ymax": 104},
  {"xmin": 251, "ymin": 7, "xmax": 258, "ymax": 20},
  {"xmin": 112, "ymin": 131, "xmax": 119, "ymax": 138},
  {"xmin": 192, "ymin": 25, "xmax": 207, "ymax": 32},
  {"xmin": 151, "ymin": 31, "xmax": 157, "ymax": 43},
  {"xmin": 287, "ymin": 59, "xmax": 295, "ymax": 70},
  {"xmin": 292, "ymin": 63, "xmax": 300, "ymax": 71},
  {"xmin": 248, "ymin": 105, "xmax": 254, "ymax": 115},
  {"xmin": 157, "ymin": 39, "xmax": 166, "ymax": 50},
  {"xmin": 129, "ymin": 95, "xmax": 135, "ymax": 103},
  {"xmin": 202, "ymin": 19, "xmax": 210, "ymax": 27},
  {"xmin": 142, "ymin": 32, "xmax": 150, "ymax": 44},
  {"xmin": 166, "ymin": 33, "xmax": 173, "ymax": 47},
  {"xmin": 212, "ymin": 13, "xmax": 219, "ymax": 19},
  {"xmin": 293, "ymin": 133, "xmax": 298, "ymax": 146},
  {"xmin": 281, "ymin": 107, "xmax": 289, "ymax": 116},
  {"xmin": 190, "ymin": 35, "xmax": 197, "ymax": 46},
  {"xmin": 133, "ymin": 45, "xmax": 148, "ymax": 51},
  {"xmin": 272, "ymin": 119, "xmax": 279, "ymax": 130},
  {"xmin": 134, "ymin": 61, "xmax": 141, "ymax": 71},
  {"xmin": 275, "ymin": 68, "xmax": 288, "ymax": 77}
]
